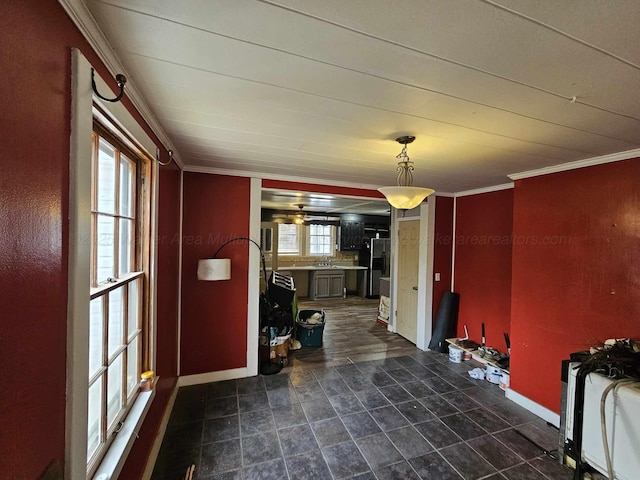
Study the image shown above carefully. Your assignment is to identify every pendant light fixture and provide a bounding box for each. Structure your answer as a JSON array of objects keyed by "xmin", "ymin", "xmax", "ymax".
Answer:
[{"xmin": 378, "ymin": 136, "xmax": 435, "ymax": 210}]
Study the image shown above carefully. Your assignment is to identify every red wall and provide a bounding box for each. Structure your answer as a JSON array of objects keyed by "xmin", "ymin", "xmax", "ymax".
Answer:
[
  {"xmin": 454, "ymin": 190, "xmax": 513, "ymax": 349},
  {"xmin": 511, "ymin": 159, "xmax": 640, "ymax": 412},
  {"xmin": 433, "ymin": 196, "xmax": 454, "ymax": 318},
  {"xmin": 0, "ymin": 2, "xmax": 179, "ymax": 477},
  {"xmin": 181, "ymin": 173, "xmax": 252, "ymax": 375}
]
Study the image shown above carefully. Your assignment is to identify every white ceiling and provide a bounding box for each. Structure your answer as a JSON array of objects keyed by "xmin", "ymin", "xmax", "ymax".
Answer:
[{"xmin": 85, "ymin": 0, "xmax": 640, "ymax": 201}]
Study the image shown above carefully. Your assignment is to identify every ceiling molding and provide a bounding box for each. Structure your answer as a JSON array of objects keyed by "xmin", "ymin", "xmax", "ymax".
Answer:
[
  {"xmin": 434, "ymin": 192, "xmax": 455, "ymax": 198},
  {"xmin": 455, "ymin": 183, "xmax": 514, "ymax": 197},
  {"xmin": 57, "ymin": 0, "xmax": 184, "ymax": 169},
  {"xmin": 508, "ymin": 148, "xmax": 640, "ymax": 181},
  {"xmin": 183, "ymin": 164, "xmax": 387, "ymax": 191}
]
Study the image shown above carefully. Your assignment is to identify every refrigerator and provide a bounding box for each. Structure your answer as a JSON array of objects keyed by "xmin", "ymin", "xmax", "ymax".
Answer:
[{"xmin": 359, "ymin": 238, "xmax": 391, "ymax": 298}]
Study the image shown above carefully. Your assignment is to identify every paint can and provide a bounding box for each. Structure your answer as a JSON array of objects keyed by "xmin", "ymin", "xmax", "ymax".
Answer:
[
  {"xmin": 448, "ymin": 344, "xmax": 463, "ymax": 363},
  {"xmin": 486, "ymin": 365, "xmax": 501, "ymax": 384},
  {"xmin": 499, "ymin": 371, "xmax": 510, "ymax": 390},
  {"xmin": 463, "ymin": 351, "xmax": 472, "ymax": 361}
]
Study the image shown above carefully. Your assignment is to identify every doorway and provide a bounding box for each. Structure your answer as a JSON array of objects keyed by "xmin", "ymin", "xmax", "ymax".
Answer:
[{"xmin": 258, "ymin": 186, "xmax": 411, "ymax": 369}]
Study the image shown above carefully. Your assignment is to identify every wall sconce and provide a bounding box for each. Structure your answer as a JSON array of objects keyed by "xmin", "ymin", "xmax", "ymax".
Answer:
[{"xmin": 197, "ymin": 237, "xmax": 266, "ymax": 282}]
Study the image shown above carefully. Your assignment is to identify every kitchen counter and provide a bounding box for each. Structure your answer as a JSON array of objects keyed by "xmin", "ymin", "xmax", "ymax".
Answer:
[
  {"xmin": 268, "ymin": 266, "xmax": 368, "ymax": 298},
  {"xmin": 278, "ymin": 265, "xmax": 367, "ymax": 271}
]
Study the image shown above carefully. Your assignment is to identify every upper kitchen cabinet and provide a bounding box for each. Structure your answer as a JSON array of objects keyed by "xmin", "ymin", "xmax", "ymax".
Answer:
[
  {"xmin": 339, "ymin": 214, "xmax": 390, "ymax": 250},
  {"xmin": 340, "ymin": 218, "xmax": 365, "ymax": 251}
]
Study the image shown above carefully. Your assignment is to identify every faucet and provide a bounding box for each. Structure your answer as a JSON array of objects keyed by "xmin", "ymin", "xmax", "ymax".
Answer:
[{"xmin": 319, "ymin": 255, "xmax": 330, "ymax": 266}]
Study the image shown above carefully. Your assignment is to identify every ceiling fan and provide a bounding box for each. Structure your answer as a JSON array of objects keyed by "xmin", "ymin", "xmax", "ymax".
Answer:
[
  {"xmin": 271, "ymin": 204, "xmax": 307, "ymax": 225},
  {"xmin": 293, "ymin": 204, "xmax": 305, "ymax": 225},
  {"xmin": 271, "ymin": 205, "xmax": 341, "ymax": 225}
]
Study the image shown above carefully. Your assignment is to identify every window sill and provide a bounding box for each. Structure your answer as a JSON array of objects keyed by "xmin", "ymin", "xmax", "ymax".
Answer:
[{"xmin": 92, "ymin": 386, "xmax": 156, "ymax": 480}]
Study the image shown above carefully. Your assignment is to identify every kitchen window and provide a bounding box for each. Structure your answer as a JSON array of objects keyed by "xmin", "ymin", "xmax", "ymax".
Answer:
[
  {"xmin": 277, "ymin": 223, "xmax": 337, "ymax": 256},
  {"xmin": 87, "ymin": 124, "xmax": 151, "ymax": 475},
  {"xmin": 277, "ymin": 224, "xmax": 300, "ymax": 255},
  {"xmin": 308, "ymin": 224, "xmax": 335, "ymax": 256}
]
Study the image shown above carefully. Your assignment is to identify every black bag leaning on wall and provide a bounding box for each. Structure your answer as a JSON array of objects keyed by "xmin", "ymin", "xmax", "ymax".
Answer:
[{"xmin": 428, "ymin": 291, "xmax": 460, "ymax": 353}]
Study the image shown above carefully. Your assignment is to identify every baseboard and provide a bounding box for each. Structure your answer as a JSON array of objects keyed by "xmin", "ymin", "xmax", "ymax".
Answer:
[
  {"xmin": 141, "ymin": 381, "xmax": 179, "ymax": 480},
  {"xmin": 177, "ymin": 367, "xmax": 249, "ymax": 387},
  {"xmin": 505, "ymin": 388, "xmax": 560, "ymax": 427}
]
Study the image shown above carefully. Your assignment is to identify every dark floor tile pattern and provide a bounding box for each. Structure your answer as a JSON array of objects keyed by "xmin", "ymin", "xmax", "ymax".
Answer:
[
  {"xmin": 152, "ymin": 354, "xmax": 572, "ymax": 480},
  {"xmin": 151, "ymin": 299, "xmax": 573, "ymax": 480}
]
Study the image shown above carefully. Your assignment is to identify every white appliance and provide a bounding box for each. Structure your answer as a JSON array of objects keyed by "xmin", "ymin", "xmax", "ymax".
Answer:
[{"xmin": 565, "ymin": 365, "xmax": 640, "ymax": 480}]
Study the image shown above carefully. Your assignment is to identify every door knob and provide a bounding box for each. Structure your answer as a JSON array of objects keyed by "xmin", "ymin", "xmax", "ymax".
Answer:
[{"xmin": 412, "ymin": 286, "xmax": 418, "ymax": 291}]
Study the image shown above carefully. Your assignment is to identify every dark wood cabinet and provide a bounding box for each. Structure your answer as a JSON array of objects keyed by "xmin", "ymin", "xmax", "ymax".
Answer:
[{"xmin": 340, "ymin": 220, "xmax": 365, "ymax": 251}]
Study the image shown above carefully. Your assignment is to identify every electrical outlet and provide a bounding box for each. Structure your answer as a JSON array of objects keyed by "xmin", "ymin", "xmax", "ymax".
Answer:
[{"xmin": 435, "ymin": 272, "xmax": 441, "ymax": 281}]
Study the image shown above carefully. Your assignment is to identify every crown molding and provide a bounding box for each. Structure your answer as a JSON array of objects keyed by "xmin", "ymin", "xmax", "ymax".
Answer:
[
  {"xmin": 58, "ymin": 0, "xmax": 183, "ymax": 169},
  {"xmin": 508, "ymin": 148, "xmax": 640, "ymax": 181},
  {"xmin": 455, "ymin": 182, "xmax": 514, "ymax": 197}
]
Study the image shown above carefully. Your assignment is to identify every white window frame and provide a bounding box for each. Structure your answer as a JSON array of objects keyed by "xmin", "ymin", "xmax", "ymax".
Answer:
[
  {"xmin": 87, "ymin": 126, "xmax": 150, "ymax": 475},
  {"xmin": 307, "ymin": 224, "xmax": 336, "ymax": 257},
  {"xmin": 277, "ymin": 224, "xmax": 301, "ymax": 255},
  {"xmin": 67, "ymin": 50, "xmax": 158, "ymax": 480},
  {"xmin": 277, "ymin": 224, "xmax": 338, "ymax": 257}
]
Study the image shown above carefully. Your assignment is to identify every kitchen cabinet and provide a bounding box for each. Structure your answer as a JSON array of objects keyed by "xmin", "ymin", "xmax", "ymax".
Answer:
[
  {"xmin": 310, "ymin": 270, "xmax": 345, "ymax": 300},
  {"xmin": 340, "ymin": 219, "xmax": 364, "ymax": 251}
]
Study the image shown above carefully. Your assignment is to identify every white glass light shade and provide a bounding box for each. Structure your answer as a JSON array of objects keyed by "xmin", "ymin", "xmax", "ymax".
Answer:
[
  {"xmin": 377, "ymin": 186, "xmax": 435, "ymax": 210},
  {"xmin": 197, "ymin": 258, "xmax": 231, "ymax": 281}
]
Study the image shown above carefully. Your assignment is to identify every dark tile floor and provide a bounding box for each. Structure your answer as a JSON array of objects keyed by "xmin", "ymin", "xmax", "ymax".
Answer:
[{"xmin": 151, "ymin": 351, "xmax": 574, "ymax": 480}]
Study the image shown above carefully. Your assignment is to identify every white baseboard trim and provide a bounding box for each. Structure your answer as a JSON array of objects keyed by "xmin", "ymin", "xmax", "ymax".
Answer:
[
  {"xmin": 177, "ymin": 367, "xmax": 249, "ymax": 387},
  {"xmin": 506, "ymin": 388, "xmax": 560, "ymax": 427},
  {"xmin": 141, "ymin": 381, "xmax": 179, "ymax": 480}
]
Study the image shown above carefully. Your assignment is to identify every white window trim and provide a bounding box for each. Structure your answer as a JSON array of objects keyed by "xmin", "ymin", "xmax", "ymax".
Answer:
[
  {"xmin": 67, "ymin": 49, "xmax": 159, "ymax": 480},
  {"xmin": 277, "ymin": 224, "xmax": 302, "ymax": 256},
  {"xmin": 306, "ymin": 225, "xmax": 337, "ymax": 257}
]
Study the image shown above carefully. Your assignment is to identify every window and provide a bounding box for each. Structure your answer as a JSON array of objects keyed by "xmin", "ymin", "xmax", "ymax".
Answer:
[
  {"xmin": 276, "ymin": 224, "xmax": 337, "ymax": 256},
  {"xmin": 277, "ymin": 224, "xmax": 300, "ymax": 255},
  {"xmin": 87, "ymin": 125, "xmax": 150, "ymax": 474},
  {"xmin": 309, "ymin": 224, "xmax": 334, "ymax": 256}
]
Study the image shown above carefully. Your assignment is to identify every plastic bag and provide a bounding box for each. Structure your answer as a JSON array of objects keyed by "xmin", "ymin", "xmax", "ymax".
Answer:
[{"xmin": 468, "ymin": 367, "xmax": 485, "ymax": 380}]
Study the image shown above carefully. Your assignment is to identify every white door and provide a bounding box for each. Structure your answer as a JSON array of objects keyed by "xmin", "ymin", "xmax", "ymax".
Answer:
[{"xmin": 396, "ymin": 220, "xmax": 420, "ymax": 343}]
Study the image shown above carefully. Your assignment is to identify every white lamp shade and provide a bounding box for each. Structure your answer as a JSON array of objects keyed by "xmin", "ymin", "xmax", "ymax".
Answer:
[
  {"xmin": 197, "ymin": 258, "xmax": 231, "ymax": 281},
  {"xmin": 377, "ymin": 186, "xmax": 435, "ymax": 210}
]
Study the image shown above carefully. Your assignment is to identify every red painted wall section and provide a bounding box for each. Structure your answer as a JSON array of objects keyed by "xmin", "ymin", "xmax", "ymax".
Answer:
[
  {"xmin": 0, "ymin": 2, "xmax": 179, "ymax": 477},
  {"xmin": 263, "ymin": 179, "xmax": 385, "ymax": 199},
  {"xmin": 1, "ymin": 3, "xmax": 70, "ymax": 475},
  {"xmin": 511, "ymin": 159, "xmax": 640, "ymax": 413},
  {"xmin": 120, "ymin": 162, "xmax": 182, "ymax": 479},
  {"xmin": 454, "ymin": 190, "xmax": 513, "ymax": 349},
  {"xmin": 433, "ymin": 196, "xmax": 454, "ymax": 319},
  {"xmin": 181, "ymin": 173, "xmax": 251, "ymax": 375}
]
